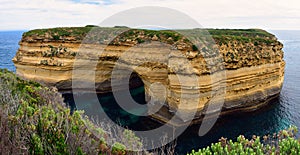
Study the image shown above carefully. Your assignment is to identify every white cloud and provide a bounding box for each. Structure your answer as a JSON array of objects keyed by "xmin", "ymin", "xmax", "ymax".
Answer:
[{"xmin": 0, "ymin": 0, "xmax": 299, "ymax": 30}]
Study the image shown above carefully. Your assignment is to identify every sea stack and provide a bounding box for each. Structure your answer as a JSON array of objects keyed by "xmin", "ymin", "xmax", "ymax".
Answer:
[{"xmin": 13, "ymin": 27, "xmax": 285, "ymax": 126}]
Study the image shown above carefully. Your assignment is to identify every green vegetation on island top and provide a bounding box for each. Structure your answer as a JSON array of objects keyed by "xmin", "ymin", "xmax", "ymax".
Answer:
[{"xmin": 23, "ymin": 26, "xmax": 278, "ymax": 45}]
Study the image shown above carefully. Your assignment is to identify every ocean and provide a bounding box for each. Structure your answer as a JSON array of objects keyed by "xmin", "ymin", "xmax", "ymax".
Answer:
[
  {"xmin": 0, "ymin": 30, "xmax": 300, "ymax": 154},
  {"xmin": 0, "ymin": 31, "xmax": 24, "ymax": 72}
]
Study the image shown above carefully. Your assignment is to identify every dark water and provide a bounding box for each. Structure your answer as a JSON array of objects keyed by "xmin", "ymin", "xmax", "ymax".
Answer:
[
  {"xmin": 179, "ymin": 30, "xmax": 300, "ymax": 153},
  {"xmin": 1, "ymin": 30, "xmax": 300, "ymax": 154}
]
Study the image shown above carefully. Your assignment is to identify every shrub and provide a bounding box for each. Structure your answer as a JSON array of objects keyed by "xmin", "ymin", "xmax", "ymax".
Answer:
[
  {"xmin": 40, "ymin": 60, "xmax": 48, "ymax": 65},
  {"xmin": 0, "ymin": 69, "xmax": 144, "ymax": 154},
  {"xmin": 112, "ymin": 142, "xmax": 126, "ymax": 155},
  {"xmin": 136, "ymin": 38, "xmax": 145, "ymax": 44},
  {"xmin": 85, "ymin": 25, "xmax": 99, "ymax": 27},
  {"xmin": 192, "ymin": 45, "xmax": 199, "ymax": 51},
  {"xmin": 187, "ymin": 126, "xmax": 300, "ymax": 155},
  {"xmin": 0, "ymin": 109, "xmax": 27, "ymax": 154},
  {"xmin": 52, "ymin": 35, "xmax": 60, "ymax": 40}
]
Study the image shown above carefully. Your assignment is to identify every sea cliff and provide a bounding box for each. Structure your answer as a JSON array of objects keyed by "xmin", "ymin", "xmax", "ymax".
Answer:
[{"xmin": 13, "ymin": 27, "xmax": 285, "ymax": 126}]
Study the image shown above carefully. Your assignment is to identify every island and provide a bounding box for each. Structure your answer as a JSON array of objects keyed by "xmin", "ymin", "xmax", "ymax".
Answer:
[{"xmin": 12, "ymin": 27, "xmax": 285, "ymax": 126}]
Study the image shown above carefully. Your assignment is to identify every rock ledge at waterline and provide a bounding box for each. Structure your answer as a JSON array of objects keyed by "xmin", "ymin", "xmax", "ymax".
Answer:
[{"xmin": 13, "ymin": 27, "xmax": 285, "ymax": 126}]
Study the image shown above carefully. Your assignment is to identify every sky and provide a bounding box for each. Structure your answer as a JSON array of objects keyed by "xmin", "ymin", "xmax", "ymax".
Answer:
[{"xmin": 0, "ymin": 0, "xmax": 299, "ymax": 31}]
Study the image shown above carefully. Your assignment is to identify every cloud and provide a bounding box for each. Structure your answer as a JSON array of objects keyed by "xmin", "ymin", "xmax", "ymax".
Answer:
[
  {"xmin": 0, "ymin": 0, "xmax": 299, "ymax": 30},
  {"xmin": 70, "ymin": 0, "xmax": 116, "ymax": 5}
]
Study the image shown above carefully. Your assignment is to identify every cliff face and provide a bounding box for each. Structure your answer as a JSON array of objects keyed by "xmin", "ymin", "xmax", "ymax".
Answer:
[{"xmin": 13, "ymin": 27, "xmax": 285, "ymax": 126}]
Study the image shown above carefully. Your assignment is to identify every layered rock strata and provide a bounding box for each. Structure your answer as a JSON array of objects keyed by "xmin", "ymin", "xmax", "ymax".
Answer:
[{"xmin": 13, "ymin": 27, "xmax": 285, "ymax": 126}]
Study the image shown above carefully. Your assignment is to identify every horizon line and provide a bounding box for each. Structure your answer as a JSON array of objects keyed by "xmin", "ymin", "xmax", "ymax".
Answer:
[{"xmin": 1, "ymin": 28, "xmax": 300, "ymax": 32}]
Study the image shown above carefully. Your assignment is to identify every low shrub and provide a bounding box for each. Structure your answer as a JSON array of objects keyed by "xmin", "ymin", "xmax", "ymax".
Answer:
[
  {"xmin": 112, "ymin": 142, "xmax": 126, "ymax": 155},
  {"xmin": 0, "ymin": 69, "xmax": 143, "ymax": 154},
  {"xmin": 187, "ymin": 126, "xmax": 300, "ymax": 155}
]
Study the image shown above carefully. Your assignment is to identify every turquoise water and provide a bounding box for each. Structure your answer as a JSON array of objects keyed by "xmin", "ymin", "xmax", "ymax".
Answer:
[{"xmin": 1, "ymin": 30, "xmax": 300, "ymax": 154}]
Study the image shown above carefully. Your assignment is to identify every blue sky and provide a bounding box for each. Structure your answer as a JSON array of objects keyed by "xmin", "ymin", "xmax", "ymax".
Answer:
[{"xmin": 0, "ymin": 0, "xmax": 299, "ymax": 30}]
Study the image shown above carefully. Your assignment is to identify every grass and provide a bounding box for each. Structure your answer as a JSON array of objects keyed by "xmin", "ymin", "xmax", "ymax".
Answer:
[
  {"xmin": 22, "ymin": 26, "xmax": 278, "ymax": 46},
  {"xmin": 206, "ymin": 28, "xmax": 275, "ymax": 39},
  {"xmin": 206, "ymin": 29, "xmax": 277, "ymax": 45},
  {"xmin": 23, "ymin": 27, "xmax": 93, "ymax": 40}
]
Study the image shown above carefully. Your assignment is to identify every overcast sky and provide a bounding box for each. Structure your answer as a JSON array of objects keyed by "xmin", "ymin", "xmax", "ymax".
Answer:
[{"xmin": 0, "ymin": 0, "xmax": 299, "ymax": 31}]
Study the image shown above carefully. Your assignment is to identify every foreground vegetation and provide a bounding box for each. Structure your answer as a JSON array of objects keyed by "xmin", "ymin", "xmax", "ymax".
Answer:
[
  {"xmin": 0, "ymin": 69, "xmax": 143, "ymax": 154},
  {"xmin": 188, "ymin": 126, "xmax": 300, "ymax": 155}
]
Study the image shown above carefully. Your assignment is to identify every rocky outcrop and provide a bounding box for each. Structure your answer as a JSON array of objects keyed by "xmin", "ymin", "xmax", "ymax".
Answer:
[{"xmin": 13, "ymin": 27, "xmax": 285, "ymax": 126}]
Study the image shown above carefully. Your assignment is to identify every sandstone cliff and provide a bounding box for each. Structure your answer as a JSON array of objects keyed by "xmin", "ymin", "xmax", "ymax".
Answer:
[{"xmin": 13, "ymin": 27, "xmax": 285, "ymax": 126}]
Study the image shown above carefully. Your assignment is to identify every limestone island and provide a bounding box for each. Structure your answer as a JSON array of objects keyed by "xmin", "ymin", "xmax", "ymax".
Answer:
[{"xmin": 13, "ymin": 26, "xmax": 285, "ymax": 126}]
